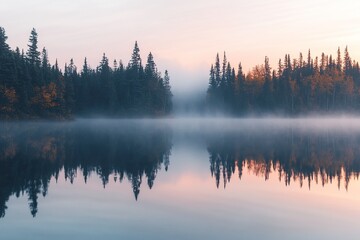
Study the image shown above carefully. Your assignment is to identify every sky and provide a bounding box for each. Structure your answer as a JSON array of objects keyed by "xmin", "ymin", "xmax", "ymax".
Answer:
[{"xmin": 1, "ymin": 0, "xmax": 360, "ymax": 94}]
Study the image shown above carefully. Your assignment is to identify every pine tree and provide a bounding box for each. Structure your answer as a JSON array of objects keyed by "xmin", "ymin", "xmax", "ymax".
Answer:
[
  {"xmin": 329, "ymin": 55, "xmax": 333, "ymax": 69},
  {"xmin": 344, "ymin": 46, "xmax": 352, "ymax": 75},
  {"xmin": 208, "ymin": 64, "xmax": 216, "ymax": 92},
  {"xmin": 64, "ymin": 60, "xmax": 76, "ymax": 114},
  {"xmin": 320, "ymin": 53, "xmax": 326, "ymax": 74},
  {"xmin": 307, "ymin": 49, "xmax": 311, "ymax": 69},
  {"xmin": 236, "ymin": 62, "xmax": 246, "ymax": 113},
  {"xmin": 99, "ymin": 53, "xmax": 116, "ymax": 112},
  {"xmin": 113, "ymin": 59, "xmax": 118, "ymax": 70},
  {"xmin": 77, "ymin": 57, "xmax": 90, "ymax": 113},
  {"xmin": 278, "ymin": 59, "xmax": 283, "ymax": 76},
  {"xmin": 299, "ymin": 52, "xmax": 303, "ymax": 69},
  {"xmin": 262, "ymin": 56, "xmax": 273, "ymax": 110},
  {"xmin": 224, "ymin": 62, "xmax": 234, "ymax": 110},
  {"xmin": 207, "ymin": 64, "xmax": 217, "ymax": 111},
  {"xmin": 336, "ymin": 47, "xmax": 342, "ymax": 72},
  {"xmin": 214, "ymin": 53, "xmax": 221, "ymax": 87},
  {"xmin": 221, "ymin": 52, "xmax": 227, "ymax": 89},
  {"xmin": 26, "ymin": 28, "xmax": 40, "ymax": 66},
  {"xmin": 41, "ymin": 47, "xmax": 50, "ymax": 83},
  {"xmin": 144, "ymin": 52, "xmax": 157, "ymax": 112},
  {"xmin": 129, "ymin": 41, "xmax": 141, "ymax": 71},
  {"xmin": 82, "ymin": 58, "xmax": 89, "ymax": 76},
  {"xmin": 163, "ymin": 70, "xmax": 172, "ymax": 113},
  {"xmin": 0, "ymin": 27, "xmax": 18, "ymax": 117},
  {"xmin": 0, "ymin": 27, "xmax": 10, "ymax": 54},
  {"xmin": 41, "ymin": 48, "xmax": 49, "ymax": 68},
  {"xmin": 0, "ymin": 27, "xmax": 13, "ymax": 85},
  {"xmin": 145, "ymin": 52, "xmax": 156, "ymax": 76}
]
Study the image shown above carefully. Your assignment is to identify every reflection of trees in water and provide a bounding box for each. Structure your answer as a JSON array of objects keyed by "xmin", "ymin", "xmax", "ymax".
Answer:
[
  {"xmin": 208, "ymin": 130, "xmax": 360, "ymax": 189},
  {"xmin": 0, "ymin": 123, "xmax": 172, "ymax": 218}
]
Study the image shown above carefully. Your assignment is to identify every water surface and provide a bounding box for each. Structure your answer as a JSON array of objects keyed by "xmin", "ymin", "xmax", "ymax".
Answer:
[{"xmin": 1, "ymin": 118, "xmax": 360, "ymax": 239}]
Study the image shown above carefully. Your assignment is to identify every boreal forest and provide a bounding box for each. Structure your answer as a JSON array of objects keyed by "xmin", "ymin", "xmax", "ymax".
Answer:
[
  {"xmin": 0, "ymin": 27, "xmax": 173, "ymax": 119},
  {"xmin": 2, "ymin": 27, "xmax": 360, "ymax": 118},
  {"xmin": 207, "ymin": 49, "xmax": 360, "ymax": 115}
]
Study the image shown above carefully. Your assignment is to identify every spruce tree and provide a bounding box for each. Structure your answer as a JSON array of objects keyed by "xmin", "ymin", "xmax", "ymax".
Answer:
[
  {"xmin": 0, "ymin": 27, "xmax": 10, "ymax": 54},
  {"xmin": 26, "ymin": 28, "xmax": 40, "ymax": 66},
  {"xmin": 0, "ymin": 27, "xmax": 17, "ymax": 117},
  {"xmin": 163, "ymin": 70, "xmax": 172, "ymax": 113},
  {"xmin": 307, "ymin": 49, "xmax": 311, "ymax": 69},
  {"xmin": 262, "ymin": 56, "xmax": 272, "ymax": 110},
  {"xmin": 145, "ymin": 52, "xmax": 156, "ymax": 76},
  {"xmin": 336, "ymin": 47, "xmax": 342, "ymax": 72},
  {"xmin": 208, "ymin": 65, "xmax": 216, "ymax": 93},
  {"xmin": 344, "ymin": 46, "xmax": 352, "ymax": 75},
  {"xmin": 130, "ymin": 41, "xmax": 141, "ymax": 71},
  {"xmin": 145, "ymin": 52, "xmax": 157, "ymax": 112},
  {"xmin": 41, "ymin": 47, "xmax": 50, "ymax": 83},
  {"xmin": 221, "ymin": 52, "xmax": 227, "ymax": 89}
]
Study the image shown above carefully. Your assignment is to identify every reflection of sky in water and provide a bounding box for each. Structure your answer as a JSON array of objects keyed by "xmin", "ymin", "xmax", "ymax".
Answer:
[{"xmin": 1, "ymin": 119, "xmax": 360, "ymax": 240}]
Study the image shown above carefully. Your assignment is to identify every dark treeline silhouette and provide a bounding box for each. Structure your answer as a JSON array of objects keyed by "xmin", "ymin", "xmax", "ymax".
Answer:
[
  {"xmin": 207, "ymin": 129, "xmax": 360, "ymax": 189},
  {"xmin": 0, "ymin": 27, "xmax": 172, "ymax": 119},
  {"xmin": 207, "ymin": 49, "xmax": 360, "ymax": 115},
  {"xmin": 0, "ymin": 121, "xmax": 172, "ymax": 217}
]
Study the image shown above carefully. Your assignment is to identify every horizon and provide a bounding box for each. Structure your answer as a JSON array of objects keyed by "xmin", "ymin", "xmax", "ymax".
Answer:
[
  {"xmin": 3, "ymin": 1, "xmax": 360, "ymax": 238},
  {"xmin": 2, "ymin": 0, "xmax": 360, "ymax": 94}
]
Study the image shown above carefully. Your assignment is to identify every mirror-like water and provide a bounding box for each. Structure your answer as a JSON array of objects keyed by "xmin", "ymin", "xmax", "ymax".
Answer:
[{"xmin": 1, "ymin": 119, "xmax": 360, "ymax": 240}]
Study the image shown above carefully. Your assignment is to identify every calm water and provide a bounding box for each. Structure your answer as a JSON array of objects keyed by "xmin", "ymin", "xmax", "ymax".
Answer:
[{"xmin": 1, "ymin": 118, "xmax": 360, "ymax": 239}]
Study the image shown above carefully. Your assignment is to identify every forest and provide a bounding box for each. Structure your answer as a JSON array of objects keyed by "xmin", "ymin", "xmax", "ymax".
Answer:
[
  {"xmin": 3, "ymin": 26, "xmax": 360, "ymax": 119},
  {"xmin": 0, "ymin": 27, "xmax": 172, "ymax": 119},
  {"xmin": 207, "ymin": 49, "xmax": 360, "ymax": 115}
]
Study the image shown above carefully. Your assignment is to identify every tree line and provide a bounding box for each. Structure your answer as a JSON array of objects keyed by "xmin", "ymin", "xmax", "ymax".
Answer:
[
  {"xmin": 0, "ymin": 27, "xmax": 172, "ymax": 119},
  {"xmin": 207, "ymin": 48, "xmax": 360, "ymax": 115}
]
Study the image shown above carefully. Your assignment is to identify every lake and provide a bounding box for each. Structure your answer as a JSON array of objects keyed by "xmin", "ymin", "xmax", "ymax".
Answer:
[{"xmin": 1, "ymin": 118, "xmax": 360, "ymax": 240}]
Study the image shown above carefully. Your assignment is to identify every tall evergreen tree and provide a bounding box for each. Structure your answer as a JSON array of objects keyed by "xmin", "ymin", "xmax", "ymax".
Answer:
[
  {"xmin": 208, "ymin": 64, "xmax": 216, "ymax": 92},
  {"xmin": 0, "ymin": 27, "xmax": 10, "ymax": 54},
  {"xmin": 221, "ymin": 52, "xmax": 227, "ymax": 88},
  {"xmin": 336, "ymin": 47, "xmax": 342, "ymax": 72},
  {"xmin": 214, "ymin": 53, "xmax": 221, "ymax": 87},
  {"xmin": 144, "ymin": 52, "xmax": 158, "ymax": 112},
  {"xmin": 26, "ymin": 28, "xmax": 40, "ymax": 66},
  {"xmin": 129, "ymin": 41, "xmax": 142, "ymax": 71},
  {"xmin": 163, "ymin": 70, "xmax": 172, "ymax": 113},
  {"xmin": 41, "ymin": 47, "xmax": 50, "ymax": 83},
  {"xmin": 299, "ymin": 52, "xmax": 303, "ymax": 68},
  {"xmin": 344, "ymin": 46, "xmax": 352, "ymax": 75},
  {"xmin": 0, "ymin": 27, "xmax": 17, "ymax": 117},
  {"xmin": 145, "ymin": 52, "xmax": 156, "ymax": 76},
  {"xmin": 307, "ymin": 49, "xmax": 311, "ymax": 69},
  {"xmin": 262, "ymin": 56, "xmax": 273, "ymax": 110},
  {"xmin": 236, "ymin": 62, "xmax": 246, "ymax": 113}
]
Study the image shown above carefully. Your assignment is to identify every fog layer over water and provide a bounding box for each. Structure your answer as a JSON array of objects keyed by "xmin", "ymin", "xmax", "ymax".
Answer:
[{"xmin": 1, "ymin": 118, "xmax": 360, "ymax": 240}]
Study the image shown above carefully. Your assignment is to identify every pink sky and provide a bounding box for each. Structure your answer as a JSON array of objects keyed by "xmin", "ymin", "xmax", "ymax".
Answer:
[{"xmin": 2, "ymin": 0, "xmax": 360, "ymax": 93}]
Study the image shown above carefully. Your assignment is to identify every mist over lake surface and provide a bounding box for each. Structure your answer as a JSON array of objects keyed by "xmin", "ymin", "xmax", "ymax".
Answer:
[{"xmin": 1, "ymin": 118, "xmax": 360, "ymax": 240}]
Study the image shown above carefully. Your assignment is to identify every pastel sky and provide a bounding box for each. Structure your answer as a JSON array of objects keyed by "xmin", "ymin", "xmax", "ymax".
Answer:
[{"xmin": 2, "ymin": 0, "xmax": 360, "ymax": 93}]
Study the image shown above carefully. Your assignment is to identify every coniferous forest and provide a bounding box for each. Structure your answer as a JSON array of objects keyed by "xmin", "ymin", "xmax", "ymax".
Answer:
[
  {"xmin": 3, "ymin": 27, "xmax": 360, "ymax": 118},
  {"xmin": 207, "ymin": 49, "xmax": 360, "ymax": 115},
  {"xmin": 0, "ymin": 27, "xmax": 173, "ymax": 119}
]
